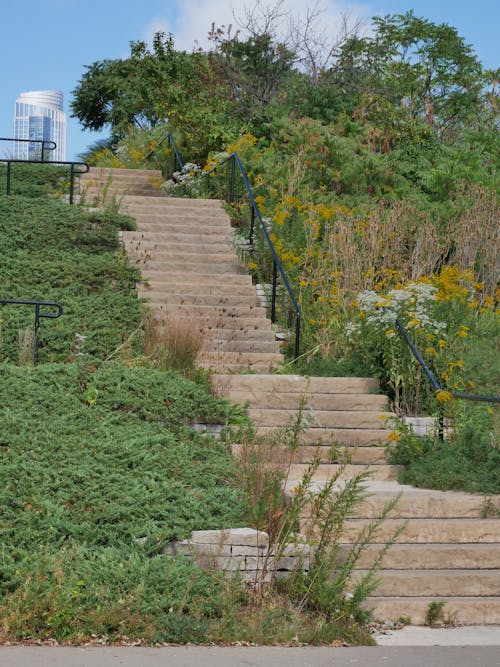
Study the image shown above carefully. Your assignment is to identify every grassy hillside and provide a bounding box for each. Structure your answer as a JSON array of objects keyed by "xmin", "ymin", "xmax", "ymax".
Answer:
[{"xmin": 0, "ymin": 181, "xmax": 249, "ymax": 642}]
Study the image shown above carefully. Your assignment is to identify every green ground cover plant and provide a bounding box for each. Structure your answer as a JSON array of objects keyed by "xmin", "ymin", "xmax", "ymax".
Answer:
[{"xmin": 0, "ymin": 196, "xmax": 141, "ymax": 362}]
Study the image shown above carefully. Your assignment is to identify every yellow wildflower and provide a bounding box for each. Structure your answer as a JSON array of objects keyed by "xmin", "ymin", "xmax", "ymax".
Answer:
[{"xmin": 435, "ymin": 390, "xmax": 453, "ymax": 403}]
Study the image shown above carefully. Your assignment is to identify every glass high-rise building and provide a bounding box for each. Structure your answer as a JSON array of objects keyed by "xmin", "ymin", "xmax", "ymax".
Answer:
[{"xmin": 13, "ymin": 90, "xmax": 67, "ymax": 161}]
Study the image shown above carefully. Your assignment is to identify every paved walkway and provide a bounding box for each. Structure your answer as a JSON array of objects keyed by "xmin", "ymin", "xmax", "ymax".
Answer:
[
  {"xmin": 375, "ymin": 625, "xmax": 500, "ymax": 646},
  {"xmin": 1, "ymin": 645, "xmax": 500, "ymax": 667}
]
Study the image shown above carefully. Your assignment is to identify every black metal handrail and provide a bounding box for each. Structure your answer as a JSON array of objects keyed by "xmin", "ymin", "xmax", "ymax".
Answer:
[
  {"xmin": 395, "ymin": 317, "xmax": 499, "ymax": 439},
  {"xmin": 0, "ymin": 159, "xmax": 90, "ymax": 204},
  {"xmin": 0, "ymin": 298, "xmax": 63, "ymax": 365},
  {"xmin": 161, "ymin": 135, "xmax": 302, "ymax": 360},
  {"xmin": 228, "ymin": 153, "xmax": 301, "ymax": 360},
  {"xmin": 0, "ymin": 136, "xmax": 57, "ymax": 162},
  {"xmin": 395, "ymin": 318, "xmax": 500, "ymax": 404},
  {"xmin": 144, "ymin": 132, "xmax": 184, "ymax": 173}
]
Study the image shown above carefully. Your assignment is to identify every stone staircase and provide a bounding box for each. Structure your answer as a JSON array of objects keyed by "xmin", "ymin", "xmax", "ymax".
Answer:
[
  {"xmin": 79, "ymin": 167, "xmax": 284, "ymax": 372},
  {"xmin": 79, "ymin": 166, "xmax": 500, "ymax": 625},
  {"xmin": 213, "ymin": 373, "xmax": 500, "ymax": 625}
]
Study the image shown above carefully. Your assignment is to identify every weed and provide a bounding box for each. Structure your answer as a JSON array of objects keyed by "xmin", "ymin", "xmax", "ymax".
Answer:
[
  {"xmin": 234, "ymin": 394, "xmax": 402, "ymax": 626},
  {"xmin": 17, "ymin": 326, "xmax": 35, "ymax": 366},
  {"xmin": 425, "ymin": 600, "xmax": 446, "ymax": 626},
  {"xmin": 142, "ymin": 313, "xmax": 205, "ymax": 375},
  {"xmin": 480, "ymin": 497, "xmax": 500, "ymax": 518},
  {"xmin": 398, "ymin": 615, "xmax": 412, "ymax": 625}
]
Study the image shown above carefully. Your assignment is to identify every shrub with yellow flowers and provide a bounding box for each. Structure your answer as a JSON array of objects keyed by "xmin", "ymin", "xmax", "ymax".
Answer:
[{"xmin": 346, "ymin": 268, "xmax": 496, "ymax": 415}]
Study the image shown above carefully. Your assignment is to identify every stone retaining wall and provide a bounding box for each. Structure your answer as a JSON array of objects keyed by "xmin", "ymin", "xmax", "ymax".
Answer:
[{"xmin": 164, "ymin": 527, "xmax": 311, "ymax": 583}]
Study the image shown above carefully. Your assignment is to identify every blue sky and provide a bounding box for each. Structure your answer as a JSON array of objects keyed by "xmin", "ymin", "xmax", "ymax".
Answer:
[{"xmin": 1, "ymin": 0, "xmax": 498, "ymax": 161}]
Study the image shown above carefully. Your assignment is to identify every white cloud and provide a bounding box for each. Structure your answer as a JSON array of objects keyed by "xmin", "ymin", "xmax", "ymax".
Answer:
[{"xmin": 142, "ymin": 0, "xmax": 373, "ymax": 52}]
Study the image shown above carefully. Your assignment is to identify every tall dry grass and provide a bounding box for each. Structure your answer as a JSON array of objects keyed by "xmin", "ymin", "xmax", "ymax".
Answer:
[{"xmin": 142, "ymin": 313, "xmax": 205, "ymax": 374}]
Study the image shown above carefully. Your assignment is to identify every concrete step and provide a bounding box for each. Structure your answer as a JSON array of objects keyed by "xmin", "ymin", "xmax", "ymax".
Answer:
[
  {"xmin": 123, "ymin": 238, "xmax": 235, "ymax": 254},
  {"xmin": 150, "ymin": 303, "xmax": 268, "ymax": 319},
  {"xmin": 299, "ymin": 483, "xmax": 493, "ymax": 519},
  {"xmin": 365, "ymin": 596, "xmax": 500, "ymax": 625},
  {"xmin": 201, "ymin": 328, "xmax": 278, "ymax": 342},
  {"xmin": 353, "ymin": 485, "xmax": 493, "ymax": 519},
  {"xmin": 339, "ymin": 542, "xmax": 500, "ymax": 570},
  {"xmin": 152, "ymin": 315, "xmax": 273, "ymax": 331},
  {"xmin": 211, "ymin": 374, "xmax": 380, "ymax": 394},
  {"xmin": 139, "ymin": 293, "xmax": 260, "ymax": 308},
  {"xmin": 288, "ymin": 463, "xmax": 402, "ymax": 483},
  {"xmin": 126, "ymin": 243, "xmax": 238, "ymax": 257},
  {"xmin": 121, "ymin": 195, "xmax": 224, "ymax": 208},
  {"xmin": 354, "ymin": 569, "xmax": 500, "ymax": 597},
  {"xmin": 141, "ymin": 272, "xmax": 253, "ymax": 286},
  {"xmin": 246, "ymin": 408, "xmax": 393, "ymax": 429},
  {"xmin": 209, "ymin": 339, "xmax": 281, "ymax": 353},
  {"xmin": 222, "ymin": 389, "xmax": 389, "ymax": 412},
  {"xmin": 254, "ymin": 426, "xmax": 392, "ymax": 446},
  {"xmin": 139, "ymin": 284, "xmax": 258, "ymax": 299},
  {"xmin": 198, "ymin": 351, "xmax": 284, "ymax": 367},
  {"xmin": 231, "ymin": 443, "xmax": 388, "ymax": 465},
  {"xmin": 82, "ymin": 185, "xmax": 164, "ymax": 196},
  {"xmin": 82, "ymin": 167, "xmax": 163, "ymax": 179},
  {"xmin": 132, "ymin": 260, "xmax": 246, "ymax": 273},
  {"xmin": 300, "ymin": 518, "xmax": 500, "ymax": 543},
  {"xmin": 129, "ymin": 212, "xmax": 231, "ymax": 225},
  {"xmin": 123, "ymin": 234, "xmax": 234, "ymax": 250}
]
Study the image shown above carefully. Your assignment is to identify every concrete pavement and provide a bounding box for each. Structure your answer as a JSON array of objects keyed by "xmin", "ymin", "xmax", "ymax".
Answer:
[{"xmin": 1, "ymin": 646, "xmax": 500, "ymax": 667}]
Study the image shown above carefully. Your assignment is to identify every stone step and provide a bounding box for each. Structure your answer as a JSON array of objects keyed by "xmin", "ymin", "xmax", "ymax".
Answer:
[
  {"xmin": 127, "ymin": 243, "xmax": 238, "ymax": 257},
  {"xmin": 300, "ymin": 518, "xmax": 500, "ymax": 543},
  {"xmin": 354, "ymin": 485, "xmax": 493, "ymax": 519},
  {"xmin": 211, "ymin": 374, "xmax": 380, "ymax": 394},
  {"xmin": 132, "ymin": 259, "xmax": 246, "ymax": 273},
  {"xmin": 354, "ymin": 569, "xmax": 500, "ymax": 597},
  {"xmin": 299, "ymin": 482, "xmax": 494, "ymax": 519},
  {"xmin": 139, "ymin": 293, "xmax": 260, "ymax": 308},
  {"xmin": 209, "ymin": 339, "xmax": 281, "ymax": 353},
  {"xmin": 365, "ymin": 597, "xmax": 500, "ymax": 625},
  {"xmin": 231, "ymin": 443, "xmax": 388, "ymax": 465},
  {"xmin": 255, "ymin": 426, "xmax": 391, "ymax": 446},
  {"xmin": 128, "ymin": 214, "xmax": 234, "ymax": 227},
  {"xmin": 150, "ymin": 303, "xmax": 268, "ymax": 319},
  {"xmin": 123, "ymin": 231, "xmax": 235, "ymax": 248},
  {"xmin": 127, "ymin": 246, "xmax": 238, "ymax": 261},
  {"xmin": 152, "ymin": 315, "xmax": 273, "ymax": 331},
  {"xmin": 122, "ymin": 230, "xmax": 234, "ymax": 248},
  {"xmin": 198, "ymin": 351, "xmax": 283, "ymax": 367},
  {"xmin": 82, "ymin": 185, "xmax": 163, "ymax": 195},
  {"xmin": 201, "ymin": 328, "xmax": 278, "ymax": 342},
  {"xmin": 247, "ymin": 408, "xmax": 393, "ymax": 429},
  {"xmin": 288, "ymin": 463, "xmax": 402, "ymax": 483},
  {"xmin": 123, "ymin": 202, "xmax": 228, "ymax": 215},
  {"xmin": 222, "ymin": 389, "xmax": 389, "ymax": 412},
  {"xmin": 139, "ymin": 284, "xmax": 258, "ymax": 299},
  {"xmin": 141, "ymin": 272, "xmax": 253, "ymax": 286},
  {"xmin": 82, "ymin": 167, "xmax": 163, "ymax": 179},
  {"xmin": 122, "ymin": 195, "xmax": 223, "ymax": 208},
  {"xmin": 339, "ymin": 542, "xmax": 500, "ymax": 570}
]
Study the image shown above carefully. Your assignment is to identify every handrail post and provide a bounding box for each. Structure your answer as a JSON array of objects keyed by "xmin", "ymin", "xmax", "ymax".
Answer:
[
  {"xmin": 41, "ymin": 140, "xmax": 46, "ymax": 163},
  {"xmin": 0, "ymin": 298, "xmax": 63, "ymax": 366},
  {"xmin": 69, "ymin": 164, "xmax": 75, "ymax": 204},
  {"xmin": 34, "ymin": 303, "xmax": 41, "ymax": 365},
  {"xmin": 229, "ymin": 155, "xmax": 236, "ymax": 203},
  {"xmin": 294, "ymin": 313, "xmax": 301, "ymax": 362},
  {"xmin": 249, "ymin": 206, "xmax": 255, "ymax": 246},
  {"xmin": 6, "ymin": 162, "xmax": 12, "ymax": 195},
  {"xmin": 271, "ymin": 261, "xmax": 278, "ymax": 322},
  {"xmin": 438, "ymin": 408, "xmax": 445, "ymax": 442}
]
